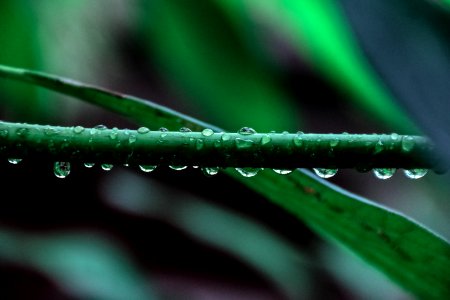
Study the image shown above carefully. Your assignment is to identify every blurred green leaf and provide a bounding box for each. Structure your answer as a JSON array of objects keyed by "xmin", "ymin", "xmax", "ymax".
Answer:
[
  {"xmin": 0, "ymin": 0, "xmax": 44, "ymax": 121},
  {"xmin": 0, "ymin": 65, "xmax": 448, "ymax": 298},
  {"xmin": 339, "ymin": 0, "xmax": 450, "ymax": 165},
  {"xmin": 217, "ymin": 0, "xmax": 417, "ymax": 133},
  {"xmin": 0, "ymin": 229, "xmax": 156, "ymax": 300},
  {"xmin": 103, "ymin": 170, "xmax": 312, "ymax": 299},
  {"xmin": 141, "ymin": 0, "xmax": 299, "ymax": 132}
]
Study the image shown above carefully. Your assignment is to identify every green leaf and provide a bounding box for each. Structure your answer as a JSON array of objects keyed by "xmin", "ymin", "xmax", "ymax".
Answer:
[
  {"xmin": 214, "ymin": 0, "xmax": 418, "ymax": 133},
  {"xmin": 0, "ymin": 229, "xmax": 156, "ymax": 300},
  {"xmin": 140, "ymin": 0, "xmax": 299, "ymax": 132},
  {"xmin": 0, "ymin": 64, "xmax": 449, "ymax": 298}
]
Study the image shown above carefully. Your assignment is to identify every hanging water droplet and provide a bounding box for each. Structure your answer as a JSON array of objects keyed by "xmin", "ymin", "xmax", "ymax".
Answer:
[
  {"xmin": 139, "ymin": 165, "xmax": 157, "ymax": 172},
  {"xmin": 101, "ymin": 164, "xmax": 113, "ymax": 171},
  {"xmin": 273, "ymin": 169, "xmax": 293, "ymax": 175},
  {"xmin": 390, "ymin": 133, "xmax": 399, "ymax": 141},
  {"xmin": 221, "ymin": 133, "xmax": 231, "ymax": 141},
  {"xmin": 0, "ymin": 129, "xmax": 8, "ymax": 138},
  {"xmin": 235, "ymin": 138, "xmax": 254, "ymax": 149},
  {"xmin": 329, "ymin": 138, "xmax": 339, "ymax": 147},
  {"xmin": 84, "ymin": 162, "xmax": 95, "ymax": 168},
  {"xmin": 192, "ymin": 166, "xmax": 199, "ymax": 169},
  {"xmin": 137, "ymin": 127, "xmax": 150, "ymax": 134},
  {"xmin": 238, "ymin": 127, "xmax": 256, "ymax": 135},
  {"xmin": 169, "ymin": 165, "xmax": 187, "ymax": 171},
  {"xmin": 128, "ymin": 135, "xmax": 137, "ymax": 144},
  {"xmin": 179, "ymin": 127, "xmax": 191, "ymax": 132},
  {"xmin": 202, "ymin": 167, "xmax": 220, "ymax": 176},
  {"xmin": 235, "ymin": 167, "xmax": 261, "ymax": 177},
  {"xmin": 8, "ymin": 158, "xmax": 22, "ymax": 165},
  {"xmin": 260, "ymin": 134, "xmax": 271, "ymax": 145},
  {"xmin": 73, "ymin": 126, "xmax": 85, "ymax": 134},
  {"xmin": 54, "ymin": 162, "xmax": 71, "ymax": 178},
  {"xmin": 109, "ymin": 127, "xmax": 119, "ymax": 140},
  {"xmin": 201, "ymin": 128, "xmax": 214, "ymax": 137},
  {"xmin": 401, "ymin": 136, "xmax": 414, "ymax": 152},
  {"xmin": 196, "ymin": 139, "xmax": 204, "ymax": 150},
  {"xmin": 373, "ymin": 168, "xmax": 396, "ymax": 179},
  {"xmin": 313, "ymin": 168, "xmax": 338, "ymax": 178},
  {"xmin": 403, "ymin": 169, "xmax": 428, "ymax": 179},
  {"xmin": 159, "ymin": 127, "xmax": 168, "ymax": 132}
]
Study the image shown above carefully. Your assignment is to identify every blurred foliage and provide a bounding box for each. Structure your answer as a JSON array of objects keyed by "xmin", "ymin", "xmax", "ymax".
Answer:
[{"xmin": 0, "ymin": 0, "xmax": 449, "ymax": 299}]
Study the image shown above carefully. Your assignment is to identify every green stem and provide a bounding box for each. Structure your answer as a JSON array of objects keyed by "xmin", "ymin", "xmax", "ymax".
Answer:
[{"xmin": 0, "ymin": 120, "xmax": 441, "ymax": 170}]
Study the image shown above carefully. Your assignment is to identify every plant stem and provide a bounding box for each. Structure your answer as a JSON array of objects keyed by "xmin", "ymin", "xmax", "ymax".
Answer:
[{"xmin": 0, "ymin": 121, "xmax": 442, "ymax": 171}]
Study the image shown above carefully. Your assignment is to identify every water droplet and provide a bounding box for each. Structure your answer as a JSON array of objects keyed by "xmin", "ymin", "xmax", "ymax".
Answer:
[
  {"xmin": 54, "ymin": 162, "xmax": 71, "ymax": 178},
  {"xmin": 95, "ymin": 124, "xmax": 107, "ymax": 130},
  {"xmin": 90, "ymin": 128, "xmax": 98, "ymax": 135},
  {"xmin": 101, "ymin": 164, "xmax": 113, "ymax": 171},
  {"xmin": 0, "ymin": 129, "xmax": 8, "ymax": 138},
  {"xmin": 192, "ymin": 166, "xmax": 199, "ymax": 169},
  {"xmin": 44, "ymin": 127, "xmax": 59, "ymax": 136},
  {"xmin": 139, "ymin": 165, "xmax": 157, "ymax": 172},
  {"xmin": 16, "ymin": 128, "xmax": 29, "ymax": 137},
  {"xmin": 8, "ymin": 158, "xmax": 22, "ymax": 165},
  {"xmin": 390, "ymin": 133, "xmax": 399, "ymax": 141},
  {"xmin": 373, "ymin": 168, "xmax": 396, "ymax": 179},
  {"xmin": 235, "ymin": 167, "xmax": 261, "ymax": 177},
  {"xmin": 313, "ymin": 168, "xmax": 338, "ymax": 178},
  {"xmin": 273, "ymin": 169, "xmax": 293, "ymax": 175},
  {"xmin": 84, "ymin": 163, "xmax": 95, "ymax": 168},
  {"xmin": 329, "ymin": 138, "xmax": 339, "ymax": 147},
  {"xmin": 260, "ymin": 134, "xmax": 271, "ymax": 145},
  {"xmin": 293, "ymin": 133, "xmax": 303, "ymax": 147},
  {"xmin": 179, "ymin": 127, "xmax": 191, "ymax": 132},
  {"xmin": 221, "ymin": 133, "xmax": 231, "ymax": 141},
  {"xmin": 128, "ymin": 135, "xmax": 137, "ymax": 144},
  {"xmin": 401, "ymin": 136, "xmax": 414, "ymax": 152},
  {"xmin": 160, "ymin": 133, "xmax": 168, "ymax": 139},
  {"xmin": 403, "ymin": 169, "xmax": 428, "ymax": 179},
  {"xmin": 196, "ymin": 139, "xmax": 204, "ymax": 150},
  {"xmin": 159, "ymin": 127, "xmax": 168, "ymax": 132},
  {"xmin": 73, "ymin": 126, "xmax": 85, "ymax": 134},
  {"xmin": 238, "ymin": 127, "xmax": 256, "ymax": 135},
  {"xmin": 201, "ymin": 128, "xmax": 214, "ymax": 137},
  {"xmin": 109, "ymin": 127, "xmax": 119, "ymax": 140},
  {"xmin": 137, "ymin": 127, "xmax": 150, "ymax": 134},
  {"xmin": 202, "ymin": 167, "xmax": 220, "ymax": 176},
  {"xmin": 235, "ymin": 138, "xmax": 254, "ymax": 149},
  {"xmin": 169, "ymin": 165, "xmax": 187, "ymax": 171}
]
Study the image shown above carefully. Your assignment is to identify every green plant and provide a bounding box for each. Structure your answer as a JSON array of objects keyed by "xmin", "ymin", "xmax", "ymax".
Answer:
[{"xmin": 1, "ymin": 1, "xmax": 449, "ymax": 299}]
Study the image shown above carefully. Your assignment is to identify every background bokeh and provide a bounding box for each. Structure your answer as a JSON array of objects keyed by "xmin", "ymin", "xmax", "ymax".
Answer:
[{"xmin": 0, "ymin": 1, "xmax": 449, "ymax": 299}]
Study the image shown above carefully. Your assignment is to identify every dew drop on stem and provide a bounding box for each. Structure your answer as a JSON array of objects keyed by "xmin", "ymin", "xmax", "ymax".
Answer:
[
  {"xmin": 8, "ymin": 158, "xmax": 22, "ymax": 165},
  {"xmin": 403, "ymin": 169, "xmax": 428, "ymax": 179},
  {"xmin": 84, "ymin": 162, "xmax": 95, "ymax": 168},
  {"xmin": 137, "ymin": 127, "xmax": 150, "ymax": 134},
  {"xmin": 235, "ymin": 167, "xmax": 261, "ymax": 177},
  {"xmin": 373, "ymin": 168, "xmax": 396, "ymax": 179},
  {"xmin": 201, "ymin": 128, "xmax": 214, "ymax": 137},
  {"xmin": 273, "ymin": 169, "xmax": 293, "ymax": 175},
  {"xmin": 238, "ymin": 127, "xmax": 256, "ymax": 135},
  {"xmin": 101, "ymin": 164, "xmax": 113, "ymax": 171},
  {"xmin": 202, "ymin": 167, "xmax": 220, "ymax": 176},
  {"xmin": 54, "ymin": 162, "xmax": 71, "ymax": 178},
  {"xmin": 169, "ymin": 165, "xmax": 187, "ymax": 171},
  {"xmin": 73, "ymin": 126, "xmax": 85, "ymax": 134},
  {"xmin": 139, "ymin": 165, "xmax": 157, "ymax": 173},
  {"xmin": 313, "ymin": 168, "xmax": 338, "ymax": 178}
]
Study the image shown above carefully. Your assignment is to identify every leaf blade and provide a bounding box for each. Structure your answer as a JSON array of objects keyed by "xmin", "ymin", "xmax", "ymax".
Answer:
[{"xmin": 0, "ymin": 64, "xmax": 448, "ymax": 298}]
